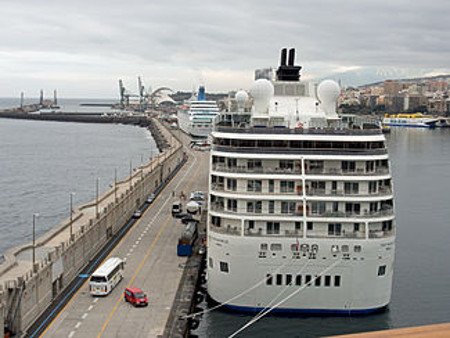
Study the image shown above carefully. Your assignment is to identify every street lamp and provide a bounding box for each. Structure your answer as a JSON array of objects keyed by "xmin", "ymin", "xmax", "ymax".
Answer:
[
  {"xmin": 114, "ymin": 168, "xmax": 118, "ymax": 202},
  {"xmin": 129, "ymin": 159, "xmax": 133, "ymax": 190},
  {"xmin": 70, "ymin": 192, "xmax": 75, "ymax": 240},
  {"xmin": 95, "ymin": 177, "xmax": 100, "ymax": 218},
  {"xmin": 32, "ymin": 213, "xmax": 39, "ymax": 266}
]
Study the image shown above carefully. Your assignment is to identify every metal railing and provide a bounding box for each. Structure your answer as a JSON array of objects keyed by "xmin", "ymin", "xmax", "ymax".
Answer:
[
  {"xmin": 216, "ymin": 126, "xmax": 382, "ymax": 135},
  {"xmin": 307, "ymin": 187, "xmax": 393, "ymax": 197},
  {"xmin": 305, "ymin": 167, "xmax": 390, "ymax": 176},
  {"xmin": 214, "ymin": 146, "xmax": 387, "ymax": 156}
]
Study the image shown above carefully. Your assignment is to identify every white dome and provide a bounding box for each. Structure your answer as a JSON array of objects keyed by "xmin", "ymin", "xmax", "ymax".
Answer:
[
  {"xmin": 250, "ymin": 79, "xmax": 274, "ymax": 115},
  {"xmin": 250, "ymin": 79, "xmax": 274, "ymax": 100},
  {"xmin": 235, "ymin": 90, "xmax": 249, "ymax": 104},
  {"xmin": 317, "ymin": 80, "xmax": 340, "ymax": 103}
]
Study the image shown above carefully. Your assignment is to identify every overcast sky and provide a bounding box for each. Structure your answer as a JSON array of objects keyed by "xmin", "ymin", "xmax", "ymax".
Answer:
[{"xmin": 0, "ymin": 0, "xmax": 449, "ymax": 98}]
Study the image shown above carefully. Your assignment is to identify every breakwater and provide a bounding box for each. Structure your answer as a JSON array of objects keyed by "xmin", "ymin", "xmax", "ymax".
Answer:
[{"xmin": 0, "ymin": 117, "xmax": 185, "ymax": 336}]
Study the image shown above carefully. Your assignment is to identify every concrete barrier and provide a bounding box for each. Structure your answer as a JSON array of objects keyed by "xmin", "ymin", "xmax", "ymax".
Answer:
[{"xmin": 0, "ymin": 118, "xmax": 185, "ymax": 336}]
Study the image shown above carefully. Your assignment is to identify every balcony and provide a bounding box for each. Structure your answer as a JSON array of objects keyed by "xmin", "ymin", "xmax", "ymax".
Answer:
[
  {"xmin": 368, "ymin": 229, "xmax": 395, "ymax": 238},
  {"xmin": 244, "ymin": 228, "xmax": 303, "ymax": 237},
  {"xmin": 211, "ymin": 163, "xmax": 301, "ymax": 175},
  {"xmin": 306, "ymin": 231, "xmax": 366, "ymax": 239},
  {"xmin": 305, "ymin": 167, "xmax": 390, "ymax": 176},
  {"xmin": 308, "ymin": 207, "xmax": 394, "ymax": 218},
  {"xmin": 209, "ymin": 223, "xmax": 241, "ymax": 235},
  {"xmin": 306, "ymin": 187, "xmax": 393, "ymax": 197},
  {"xmin": 209, "ymin": 203, "xmax": 304, "ymax": 217}
]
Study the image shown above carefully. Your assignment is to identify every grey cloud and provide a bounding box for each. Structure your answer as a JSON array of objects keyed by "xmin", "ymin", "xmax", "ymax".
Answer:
[{"xmin": 0, "ymin": 0, "xmax": 449, "ymax": 97}]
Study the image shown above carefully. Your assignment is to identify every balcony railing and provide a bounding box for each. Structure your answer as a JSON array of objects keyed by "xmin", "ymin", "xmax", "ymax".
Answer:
[
  {"xmin": 307, "ymin": 187, "xmax": 393, "ymax": 197},
  {"xmin": 306, "ymin": 231, "xmax": 366, "ymax": 239},
  {"xmin": 244, "ymin": 228, "xmax": 303, "ymax": 237},
  {"xmin": 210, "ymin": 204, "xmax": 304, "ymax": 217},
  {"xmin": 368, "ymin": 229, "xmax": 395, "ymax": 238},
  {"xmin": 212, "ymin": 163, "xmax": 301, "ymax": 175},
  {"xmin": 305, "ymin": 167, "xmax": 390, "ymax": 176},
  {"xmin": 209, "ymin": 224, "xmax": 241, "ymax": 235},
  {"xmin": 309, "ymin": 207, "xmax": 394, "ymax": 218}
]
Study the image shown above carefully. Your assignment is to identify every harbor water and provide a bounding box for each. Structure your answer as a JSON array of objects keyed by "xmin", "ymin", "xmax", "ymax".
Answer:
[
  {"xmin": 197, "ymin": 128, "xmax": 450, "ymax": 337},
  {"xmin": 0, "ymin": 117, "xmax": 158, "ymax": 257}
]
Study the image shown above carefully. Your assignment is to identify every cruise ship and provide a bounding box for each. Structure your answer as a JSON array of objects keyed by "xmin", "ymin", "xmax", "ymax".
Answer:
[
  {"xmin": 382, "ymin": 113, "xmax": 438, "ymax": 128},
  {"xmin": 206, "ymin": 48, "xmax": 396, "ymax": 314},
  {"xmin": 178, "ymin": 86, "xmax": 220, "ymax": 138}
]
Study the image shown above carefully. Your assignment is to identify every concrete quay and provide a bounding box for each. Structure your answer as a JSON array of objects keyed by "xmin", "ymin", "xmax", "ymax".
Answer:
[
  {"xmin": 0, "ymin": 118, "xmax": 188, "ymax": 337},
  {"xmin": 37, "ymin": 129, "xmax": 209, "ymax": 338}
]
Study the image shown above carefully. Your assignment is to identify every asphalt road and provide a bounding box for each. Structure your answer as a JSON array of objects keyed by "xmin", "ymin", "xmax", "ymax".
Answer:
[{"xmin": 40, "ymin": 132, "xmax": 210, "ymax": 338}]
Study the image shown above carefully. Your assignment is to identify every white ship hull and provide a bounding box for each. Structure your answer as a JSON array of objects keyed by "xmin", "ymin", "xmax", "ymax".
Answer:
[
  {"xmin": 207, "ymin": 234, "xmax": 394, "ymax": 313},
  {"xmin": 178, "ymin": 109, "xmax": 217, "ymax": 138},
  {"xmin": 382, "ymin": 117, "xmax": 438, "ymax": 128}
]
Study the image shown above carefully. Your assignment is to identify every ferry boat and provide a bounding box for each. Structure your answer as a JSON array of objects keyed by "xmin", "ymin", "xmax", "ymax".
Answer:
[
  {"xmin": 177, "ymin": 86, "xmax": 220, "ymax": 138},
  {"xmin": 206, "ymin": 48, "xmax": 396, "ymax": 314},
  {"xmin": 382, "ymin": 113, "xmax": 438, "ymax": 128}
]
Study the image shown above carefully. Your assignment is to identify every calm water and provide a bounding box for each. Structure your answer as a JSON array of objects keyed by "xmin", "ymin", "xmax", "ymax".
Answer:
[
  {"xmin": 198, "ymin": 128, "xmax": 450, "ymax": 337},
  {"xmin": 0, "ymin": 118, "xmax": 158, "ymax": 256}
]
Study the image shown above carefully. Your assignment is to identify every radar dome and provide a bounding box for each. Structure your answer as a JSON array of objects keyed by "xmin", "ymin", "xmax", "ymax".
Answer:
[
  {"xmin": 235, "ymin": 90, "xmax": 249, "ymax": 104},
  {"xmin": 317, "ymin": 79, "xmax": 340, "ymax": 117},
  {"xmin": 250, "ymin": 79, "xmax": 274, "ymax": 115}
]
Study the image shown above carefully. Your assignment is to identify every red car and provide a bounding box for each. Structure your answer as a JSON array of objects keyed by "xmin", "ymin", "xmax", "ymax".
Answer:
[{"xmin": 124, "ymin": 287, "xmax": 148, "ymax": 307}]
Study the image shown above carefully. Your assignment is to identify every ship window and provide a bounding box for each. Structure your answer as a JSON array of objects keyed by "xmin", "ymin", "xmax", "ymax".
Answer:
[
  {"xmin": 247, "ymin": 201, "xmax": 262, "ymax": 213},
  {"xmin": 328, "ymin": 223, "xmax": 342, "ymax": 236},
  {"xmin": 334, "ymin": 275, "xmax": 341, "ymax": 287},
  {"xmin": 276, "ymin": 274, "xmax": 283, "ymax": 285},
  {"xmin": 267, "ymin": 222, "xmax": 280, "ymax": 235},
  {"xmin": 354, "ymin": 245, "xmax": 362, "ymax": 253},
  {"xmin": 260, "ymin": 243, "xmax": 268, "ymax": 251},
  {"xmin": 341, "ymin": 161, "xmax": 356, "ymax": 172},
  {"xmin": 227, "ymin": 199, "xmax": 237, "ymax": 212},
  {"xmin": 208, "ymin": 257, "xmax": 213, "ymax": 269},
  {"xmin": 354, "ymin": 223, "xmax": 360, "ymax": 232},
  {"xmin": 286, "ymin": 274, "xmax": 293, "ymax": 285},
  {"xmin": 279, "ymin": 160, "xmax": 294, "ymax": 170},
  {"xmin": 315, "ymin": 276, "xmax": 321, "ymax": 287},
  {"xmin": 295, "ymin": 222, "xmax": 302, "ymax": 231},
  {"xmin": 219, "ymin": 262, "xmax": 229, "ymax": 273},
  {"xmin": 247, "ymin": 180, "xmax": 262, "ymax": 192},
  {"xmin": 280, "ymin": 181, "xmax": 295, "ymax": 193},
  {"xmin": 307, "ymin": 222, "xmax": 313, "ymax": 230},
  {"xmin": 268, "ymin": 180, "xmax": 274, "ymax": 193},
  {"xmin": 269, "ymin": 200, "xmax": 275, "ymax": 213},
  {"xmin": 270, "ymin": 243, "xmax": 282, "ymax": 251},
  {"xmin": 281, "ymin": 201, "xmax": 296, "ymax": 214},
  {"xmin": 226, "ymin": 178, "xmax": 237, "ymax": 191},
  {"xmin": 266, "ymin": 274, "xmax": 273, "ymax": 285},
  {"xmin": 305, "ymin": 275, "xmax": 312, "ymax": 286},
  {"xmin": 341, "ymin": 245, "xmax": 349, "ymax": 253},
  {"xmin": 378, "ymin": 265, "xmax": 386, "ymax": 276},
  {"xmin": 382, "ymin": 221, "xmax": 393, "ymax": 231},
  {"xmin": 295, "ymin": 275, "xmax": 302, "ymax": 286},
  {"xmin": 211, "ymin": 216, "xmax": 221, "ymax": 227},
  {"xmin": 248, "ymin": 220, "xmax": 255, "ymax": 229},
  {"xmin": 344, "ymin": 182, "xmax": 359, "ymax": 195},
  {"xmin": 324, "ymin": 275, "xmax": 331, "ymax": 287}
]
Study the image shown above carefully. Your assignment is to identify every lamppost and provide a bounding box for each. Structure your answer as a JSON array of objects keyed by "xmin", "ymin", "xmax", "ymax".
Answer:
[
  {"xmin": 129, "ymin": 159, "xmax": 133, "ymax": 190},
  {"xmin": 114, "ymin": 168, "xmax": 118, "ymax": 203},
  {"xmin": 70, "ymin": 192, "xmax": 75, "ymax": 240},
  {"xmin": 32, "ymin": 213, "xmax": 39, "ymax": 266},
  {"xmin": 95, "ymin": 177, "xmax": 100, "ymax": 218}
]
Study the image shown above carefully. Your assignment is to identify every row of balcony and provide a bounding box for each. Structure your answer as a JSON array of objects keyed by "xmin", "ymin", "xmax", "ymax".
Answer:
[
  {"xmin": 211, "ymin": 163, "xmax": 390, "ymax": 176},
  {"xmin": 209, "ymin": 203, "xmax": 395, "ymax": 218},
  {"xmin": 208, "ymin": 224, "xmax": 394, "ymax": 239},
  {"xmin": 210, "ymin": 184, "xmax": 393, "ymax": 197}
]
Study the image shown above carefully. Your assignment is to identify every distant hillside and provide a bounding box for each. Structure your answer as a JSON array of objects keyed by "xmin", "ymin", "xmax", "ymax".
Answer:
[{"xmin": 359, "ymin": 74, "xmax": 450, "ymax": 88}]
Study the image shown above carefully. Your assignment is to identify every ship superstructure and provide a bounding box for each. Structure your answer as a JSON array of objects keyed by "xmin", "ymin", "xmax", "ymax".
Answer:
[
  {"xmin": 178, "ymin": 86, "xmax": 220, "ymax": 138},
  {"xmin": 206, "ymin": 48, "xmax": 396, "ymax": 314}
]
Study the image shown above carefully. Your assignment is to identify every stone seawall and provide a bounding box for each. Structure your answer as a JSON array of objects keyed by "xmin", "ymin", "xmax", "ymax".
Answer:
[{"xmin": 0, "ymin": 118, "xmax": 185, "ymax": 336}]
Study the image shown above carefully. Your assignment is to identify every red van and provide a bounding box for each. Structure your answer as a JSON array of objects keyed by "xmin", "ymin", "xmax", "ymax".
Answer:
[{"xmin": 124, "ymin": 287, "xmax": 148, "ymax": 307}]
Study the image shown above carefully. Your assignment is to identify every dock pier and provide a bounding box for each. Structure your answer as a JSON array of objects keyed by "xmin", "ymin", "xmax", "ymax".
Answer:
[{"xmin": 0, "ymin": 113, "xmax": 210, "ymax": 337}]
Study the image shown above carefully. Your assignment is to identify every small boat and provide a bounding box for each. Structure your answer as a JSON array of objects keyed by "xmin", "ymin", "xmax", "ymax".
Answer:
[{"xmin": 382, "ymin": 113, "xmax": 439, "ymax": 128}]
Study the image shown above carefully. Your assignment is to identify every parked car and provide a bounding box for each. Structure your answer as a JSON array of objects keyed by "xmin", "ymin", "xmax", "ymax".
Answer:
[
  {"xmin": 132, "ymin": 210, "xmax": 142, "ymax": 219},
  {"xmin": 124, "ymin": 287, "xmax": 148, "ymax": 307},
  {"xmin": 146, "ymin": 193, "xmax": 156, "ymax": 204},
  {"xmin": 172, "ymin": 201, "xmax": 182, "ymax": 216}
]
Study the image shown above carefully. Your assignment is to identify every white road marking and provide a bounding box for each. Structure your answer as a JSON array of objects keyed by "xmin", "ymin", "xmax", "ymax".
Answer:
[
  {"xmin": 68, "ymin": 331, "xmax": 75, "ymax": 338},
  {"xmin": 93, "ymin": 298, "xmax": 99, "ymax": 303},
  {"xmin": 129, "ymin": 248, "xmax": 134, "ymax": 253},
  {"xmin": 87, "ymin": 305, "xmax": 94, "ymax": 311},
  {"xmin": 132, "ymin": 244, "xmax": 137, "ymax": 248},
  {"xmin": 81, "ymin": 313, "xmax": 88, "ymax": 320},
  {"xmin": 75, "ymin": 322, "xmax": 81, "ymax": 329},
  {"xmin": 138, "ymin": 237, "xmax": 142, "ymax": 240},
  {"xmin": 126, "ymin": 252, "xmax": 131, "ymax": 256},
  {"xmin": 135, "ymin": 240, "xmax": 139, "ymax": 245}
]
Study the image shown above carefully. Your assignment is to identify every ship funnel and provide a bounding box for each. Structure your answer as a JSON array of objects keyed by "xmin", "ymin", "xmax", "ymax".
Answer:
[
  {"xmin": 280, "ymin": 48, "xmax": 287, "ymax": 66},
  {"xmin": 288, "ymin": 48, "xmax": 295, "ymax": 66}
]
